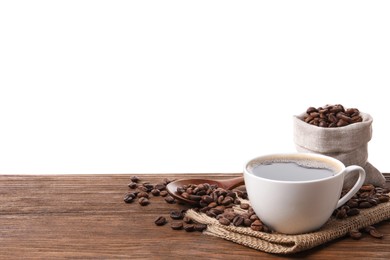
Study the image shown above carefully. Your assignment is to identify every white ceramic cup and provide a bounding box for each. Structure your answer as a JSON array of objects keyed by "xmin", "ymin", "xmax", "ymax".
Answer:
[{"xmin": 244, "ymin": 153, "xmax": 366, "ymax": 235}]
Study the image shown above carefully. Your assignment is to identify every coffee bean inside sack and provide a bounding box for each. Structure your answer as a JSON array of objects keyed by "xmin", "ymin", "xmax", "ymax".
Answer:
[
  {"xmin": 304, "ymin": 104, "xmax": 362, "ymax": 127},
  {"xmin": 123, "ymin": 176, "xmax": 389, "ymax": 240}
]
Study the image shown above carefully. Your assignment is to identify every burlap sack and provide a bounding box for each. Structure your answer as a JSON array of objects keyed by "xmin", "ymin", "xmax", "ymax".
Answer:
[
  {"xmin": 293, "ymin": 112, "xmax": 386, "ymax": 189},
  {"xmin": 186, "ymin": 196, "xmax": 390, "ymax": 254}
]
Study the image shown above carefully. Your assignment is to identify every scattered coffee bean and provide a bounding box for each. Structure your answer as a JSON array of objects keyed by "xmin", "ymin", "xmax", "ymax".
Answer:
[
  {"xmin": 137, "ymin": 191, "xmax": 149, "ymax": 199},
  {"xmin": 194, "ymin": 223, "xmax": 207, "ymax": 232},
  {"xmin": 130, "ymin": 176, "xmax": 140, "ymax": 183},
  {"xmin": 123, "ymin": 193, "xmax": 135, "ymax": 203},
  {"xmin": 171, "ymin": 221, "xmax": 183, "ymax": 230},
  {"xmin": 137, "ymin": 186, "xmax": 149, "ymax": 192},
  {"xmin": 303, "ymin": 104, "xmax": 362, "ymax": 128},
  {"xmin": 349, "ymin": 229, "xmax": 362, "ymax": 240},
  {"xmin": 364, "ymin": 226, "xmax": 383, "ymax": 239},
  {"xmin": 160, "ymin": 190, "xmax": 168, "ymax": 197},
  {"xmin": 142, "ymin": 183, "xmax": 154, "ymax": 192},
  {"xmin": 164, "ymin": 196, "xmax": 176, "ymax": 204},
  {"xmin": 128, "ymin": 182, "xmax": 138, "ymax": 189},
  {"xmin": 154, "ymin": 216, "xmax": 167, "ymax": 226},
  {"xmin": 170, "ymin": 210, "xmax": 184, "ymax": 220},
  {"xmin": 138, "ymin": 197, "xmax": 149, "ymax": 206},
  {"xmin": 151, "ymin": 189, "xmax": 160, "ymax": 196},
  {"xmin": 183, "ymin": 224, "xmax": 195, "ymax": 232},
  {"xmin": 154, "ymin": 183, "xmax": 166, "ymax": 191}
]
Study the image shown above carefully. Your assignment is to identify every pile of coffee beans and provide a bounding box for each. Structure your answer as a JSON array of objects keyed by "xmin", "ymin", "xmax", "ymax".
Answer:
[
  {"xmin": 333, "ymin": 184, "xmax": 389, "ymax": 219},
  {"xmin": 124, "ymin": 176, "xmax": 175, "ymax": 206},
  {"xmin": 175, "ymin": 183, "xmax": 271, "ymax": 232},
  {"xmin": 123, "ymin": 176, "xmax": 389, "ymax": 240},
  {"xmin": 349, "ymin": 226, "xmax": 384, "ymax": 240},
  {"xmin": 303, "ymin": 104, "xmax": 363, "ymax": 127}
]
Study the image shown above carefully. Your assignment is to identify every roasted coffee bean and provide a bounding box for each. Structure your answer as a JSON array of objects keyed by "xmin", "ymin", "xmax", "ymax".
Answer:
[
  {"xmin": 306, "ymin": 107, "xmax": 318, "ymax": 114},
  {"xmin": 137, "ymin": 192, "xmax": 149, "ymax": 199},
  {"xmin": 240, "ymin": 203, "xmax": 250, "ymax": 210},
  {"xmin": 137, "ymin": 186, "xmax": 148, "ymax": 192},
  {"xmin": 359, "ymin": 201, "xmax": 372, "ymax": 208},
  {"xmin": 181, "ymin": 192, "xmax": 190, "ymax": 199},
  {"xmin": 123, "ymin": 193, "xmax": 135, "ymax": 203},
  {"xmin": 349, "ymin": 229, "xmax": 362, "ymax": 240},
  {"xmin": 360, "ymin": 184, "xmax": 375, "ymax": 192},
  {"xmin": 163, "ymin": 178, "xmax": 173, "ymax": 185},
  {"xmin": 244, "ymin": 218, "xmax": 253, "ymax": 227},
  {"xmin": 130, "ymin": 176, "xmax": 140, "ymax": 183},
  {"xmin": 249, "ymin": 214, "xmax": 259, "ymax": 221},
  {"xmin": 151, "ymin": 189, "xmax": 160, "ymax": 196},
  {"xmin": 346, "ymin": 208, "xmax": 360, "ymax": 216},
  {"xmin": 346, "ymin": 200, "xmax": 359, "ymax": 208},
  {"xmin": 232, "ymin": 215, "xmax": 244, "ymax": 227},
  {"xmin": 368, "ymin": 198, "xmax": 378, "ymax": 206},
  {"xmin": 142, "ymin": 183, "xmax": 154, "ymax": 191},
  {"xmin": 250, "ymin": 219, "xmax": 263, "ymax": 231},
  {"xmin": 217, "ymin": 195, "xmax": 224, "ymax": 205},
  {"xmin": 188, "ymin": 195, "xmax": 202, "ymax": 201},
  {"xmin": 160, "ymin": 190, "xmax": 168, "ymax": 197},
  {"xmin": 138, "ymin": 197, "xmax": 149, "ymax": 206},
  {"xmin": 218, "ymin": 217, "xmax": 231, "ymax": 226},
  {"xmin": 378, "ymin": 195, "xmax": 390, "ymax": 203},
  {"xmin": 208, "ymin": 202, "xmax": 218, "ymax": 208},
  {"xmin": 365, "ymin": 226, "xmax": 383, "ymax": 239},
  {"xmin": 213, "ymin": 206, "xmax": 226, "ymax": 215},
  {"xmin": 199, "ymin": 206, "xmax": 209, "ymax": 213},
  {"xmin": 128, "ymin": 182, "xmax": 138, "ymax": 189},
  {"xmin": 201, "ymin": 195, "xmax": 214, "ymax": 204},
  {"xmin": 206, "ymin": 210, "xmax": 217, "ymax": 218},
  {"xmin": 194, "ymin": 223, "xmax": 207, "ymax": 232},
  {"xmin": 154, "ymin": 216, "xmax": 167, "ymax": 226},
  {"xmin": 199, "ymin": 200, "xmax": 209, "ymax": 208},
  {"xmin": 221, "ymin": 196, "xmax": 234, "ymax": 206},
  {"xmin": 223, "ymin": 212, "xmax": 236, "ymax": 221},
  {"xmin": 171, "ymin": 221, "xmax": 183, "ymax": 230},
  {"xmin": 170, "ymin": 210, "xmax": 184, "ymax": 220},
  {"xmin": 164, "ymin": 196, "xmax": 176, "ymax": 204},
  {"xmin": 154, "ymin": 183, "xmax": 166, "ymax": 191},
  {"xmin": 336, "ymin": 208, "xmax": 348, "ymax": 219},
  {"xmin": 183, "ymin": 224, "xmax": 195, "ymax": 232}
]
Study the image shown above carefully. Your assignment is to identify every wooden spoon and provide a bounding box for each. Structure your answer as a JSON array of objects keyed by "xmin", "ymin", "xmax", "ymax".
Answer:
[{"xmin": 166, "ymin": 176, "xmax": 244, "ymax": 205}]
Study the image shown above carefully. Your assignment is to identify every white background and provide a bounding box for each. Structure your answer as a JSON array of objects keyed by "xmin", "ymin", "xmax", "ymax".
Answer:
[{"xmin": 0, "ymin": 1, "xmax": 389, "ymax": 174}]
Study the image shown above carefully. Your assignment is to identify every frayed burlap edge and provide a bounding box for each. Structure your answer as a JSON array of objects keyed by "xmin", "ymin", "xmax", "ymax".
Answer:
[{"xmin": 186, "ymin": 196, "xmax": 390, "ymax": 254}]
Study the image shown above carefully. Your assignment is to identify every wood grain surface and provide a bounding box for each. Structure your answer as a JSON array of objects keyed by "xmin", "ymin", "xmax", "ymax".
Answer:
[{"xmin": 0, "ymin": 173, "xmax": 389, "ymax": 259}]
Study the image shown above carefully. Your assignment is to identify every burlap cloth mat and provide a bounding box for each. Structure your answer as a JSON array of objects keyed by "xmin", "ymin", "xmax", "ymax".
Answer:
[{"xmin": 185, "ymin": 195, "xmax": 390, "ymax": 254}]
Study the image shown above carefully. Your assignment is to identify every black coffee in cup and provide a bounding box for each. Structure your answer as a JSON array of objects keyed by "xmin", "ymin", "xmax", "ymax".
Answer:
[{"xmin": 253, "ymin": 160, "xmax": 336, "ymax": 182}]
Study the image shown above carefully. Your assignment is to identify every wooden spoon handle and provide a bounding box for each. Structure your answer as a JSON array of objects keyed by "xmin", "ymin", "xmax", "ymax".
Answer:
[{"xmin": 218, "ymin": 176, "xmax": 245, "ymax": 190}]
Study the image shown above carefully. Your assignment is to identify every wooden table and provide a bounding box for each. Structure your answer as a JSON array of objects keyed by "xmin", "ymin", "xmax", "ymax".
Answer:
[{"xmin": 1, "ymin": 173, "xmax": 389, "ymax": 259}]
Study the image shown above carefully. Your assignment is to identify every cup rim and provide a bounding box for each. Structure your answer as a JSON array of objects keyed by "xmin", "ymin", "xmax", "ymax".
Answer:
[{"xmin": 244, "ymin": 153, "xmax": 345, "ymax": 184}]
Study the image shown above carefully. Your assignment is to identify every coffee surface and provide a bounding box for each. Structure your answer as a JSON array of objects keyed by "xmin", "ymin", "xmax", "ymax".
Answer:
[{"xmin": 253, "ymin": 161, "xmax": 334, "ymax": 181}]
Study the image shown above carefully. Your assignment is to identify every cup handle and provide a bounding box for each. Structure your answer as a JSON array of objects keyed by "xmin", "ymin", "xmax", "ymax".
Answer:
[{"xmin": 336, "ymin": 165, "xmax": 366, "ymax": 209}]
